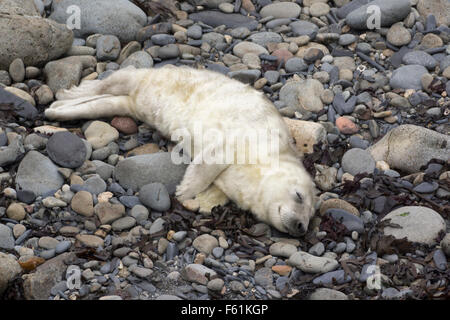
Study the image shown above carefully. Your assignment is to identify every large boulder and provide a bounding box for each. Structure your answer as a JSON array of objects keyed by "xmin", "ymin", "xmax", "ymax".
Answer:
[
  {"xmin": 49, "ymin": 0, "xmax": 147, "ymax": 43},
  {"xmin": 368, "ymin": 125, "xmax": 450, "ymax": 173},
  {"xmin": 381, "ymin": 206, "xmax": 446, "ymax": 245},
  {"xmin": 345, "ymin": 0, "xmax": 411, "ymax": 30},
  {"xmin": 0, "ymin": 14, "xmax": 73, "ymax": 69},
  {"xmin": 0, "ymin": 0, "xmax": 40, "ymax": 16}
]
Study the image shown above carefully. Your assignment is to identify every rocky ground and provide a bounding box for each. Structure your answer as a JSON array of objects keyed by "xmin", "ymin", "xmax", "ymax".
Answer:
[{"xmin": 0, "ymin": 0, "xmax": 449, "ymax": 300}]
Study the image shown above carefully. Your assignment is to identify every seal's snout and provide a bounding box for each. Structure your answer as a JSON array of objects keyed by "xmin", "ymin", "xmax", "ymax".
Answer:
[{"xmin": 286, "ymin": 218, "xmax": 307, "ymax": 237}]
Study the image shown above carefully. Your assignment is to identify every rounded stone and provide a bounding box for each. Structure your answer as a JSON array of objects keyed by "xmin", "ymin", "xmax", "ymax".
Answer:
[
  {"xmin": 6, "ymin": 203, "xmax": 26, "ymax": 221},
  {"xmin": 46, "ymin": 131, "xmax": 87, "ymax": 168},
  {"xmin": 381, "ymin": 206, "xmax": 446, "ymax": 245},
  {"xmin": 341, "ymin": 148, "xmax": 376, "ymax": 175},
  {"xmin": 260, "ymin": 2, "xmax": 301, "ymax": 19},
  {"xmin": 71, "ymin": 191, "xmax": 94, "ymax": 217},
  {"xmin": 139, "ymin": 182, "xmax": 171, "ymax": 212},
  {"xmin": 192, "ymin": 234, "xmax": 218, "ymax": 255},
  {"xmin": 111, "ymin": 216, "xmax": 136, "ymax": 231}
]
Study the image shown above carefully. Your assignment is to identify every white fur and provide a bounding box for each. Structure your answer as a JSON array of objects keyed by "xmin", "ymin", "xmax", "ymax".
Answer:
[{"xmin": 46, "ymin": 66, "xmax": 316, "ymax": 236}]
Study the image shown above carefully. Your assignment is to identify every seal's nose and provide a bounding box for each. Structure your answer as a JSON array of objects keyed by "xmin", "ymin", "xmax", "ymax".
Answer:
[
  {"xmin": 288, "ymin": 219, "xmax": 307, "ymax": 237},
  {"xmin": 296, "ymin": 221, "xmax": 306, "ymax": 236}
]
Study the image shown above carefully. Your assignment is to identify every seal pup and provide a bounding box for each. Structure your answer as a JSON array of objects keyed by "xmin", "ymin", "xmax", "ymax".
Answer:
[{"xmin": 45, "ymin": 66, "xmax": 317, "ymax": 237}]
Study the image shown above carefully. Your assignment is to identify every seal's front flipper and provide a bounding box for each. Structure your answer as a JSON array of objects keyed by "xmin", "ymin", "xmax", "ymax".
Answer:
[
  {"xmin": 195, "ymin": 185, "xmax": 229, "ymax": 214},
  {"xmin": 175, "ymin": 162, "xmax": 229, "ymax": 202}
]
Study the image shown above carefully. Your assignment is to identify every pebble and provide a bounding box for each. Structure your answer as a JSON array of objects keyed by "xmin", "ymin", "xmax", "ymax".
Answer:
[
  {"xmin": 288, "ymin": 251, "xmax": 339, "ymax": 273},
  {"xmin": 71, "ymin": 191, "xmax": 94, "ymax": 217},
  {"xmin": 341, "ymin": 148, "xmax": 376, "ymax": 175},
  {"xmin": 139, "ymin": 182, "xmax": 171, "ymax": 212},
  {"xmin": 193, "ymin": 234, "xmax": 218, "ymax": 255},
  {"xmin": 84, "ymin": 121, "xmax": 119, "ymax": 149},
  {"xmin": 6, "ymin": 203, "xmax": 26, "ymax": 221},
  {"xmin": 269, "ymin": 242, "xmax": 297, "ymax": 258}
]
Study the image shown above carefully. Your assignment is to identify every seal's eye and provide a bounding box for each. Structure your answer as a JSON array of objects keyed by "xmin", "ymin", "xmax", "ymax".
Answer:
[{"xmin": 295, "ymin": 192, "xmax": 303, "ymax": 204}]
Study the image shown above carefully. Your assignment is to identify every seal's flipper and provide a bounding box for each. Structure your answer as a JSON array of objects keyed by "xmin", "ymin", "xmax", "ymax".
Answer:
[{"xmin": 45, "ymin": 95, "xmax": 133, "ymax": 121}]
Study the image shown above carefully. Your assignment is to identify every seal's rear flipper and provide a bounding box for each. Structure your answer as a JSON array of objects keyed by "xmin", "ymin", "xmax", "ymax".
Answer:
[{"xmin": 45, "ymin": 95, "xmax": 133, "ymax": 121}]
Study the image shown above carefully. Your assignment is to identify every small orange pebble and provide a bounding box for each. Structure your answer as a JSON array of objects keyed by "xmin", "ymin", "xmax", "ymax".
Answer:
[
  {"xmin": 272, "ymin": 265, "xmax": 292, "ymax": 276},
  {"xmin": 19, "ymin": 256, "xmax": 45, "ymax": 272}
]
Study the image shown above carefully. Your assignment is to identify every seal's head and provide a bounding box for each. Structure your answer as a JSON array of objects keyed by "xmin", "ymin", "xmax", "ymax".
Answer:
[{"xmin": 253, "ymin": 157, "xmax": 317, "ymax": 237}]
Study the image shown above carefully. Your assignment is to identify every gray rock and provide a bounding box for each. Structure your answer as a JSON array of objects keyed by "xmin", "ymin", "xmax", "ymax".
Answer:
[
  {"xmin": 312, "ymin": 270, "xmax": 352, "ymax": 285},
  {"xmin": 269, "ymin": 242, "xmax": 297, "ymax": 258},
  {"xmin": 55, "ymin": 240, "xmax": 72, "ymax": 254},
  {"xmin": 288, "ymin": 251, "xmax": 339, "ymax": 273},
  {"xmin": 285, "ymin": 58, "xmax": 308, "ymax": 73},
  {"xmin": 341, "ymin": 148, "xmax": 376, "ymax": 175},
  {"xmin": 345, "ymin": 0, "xmax": 411, "ymax": 30},
  {"xmin": 139, "ymin": 183, "xmax": 171, "ymax": 212},
  {"xmin": 149, "ymin": 217, "xmax": 166, "ymax": 235},
  {"xmin": 381, "ymin": 206, "xmax": 446, "ymax": 245},
  {"xmin": 96, "ymin": 35, "xmax": 121, "ymax": 61},
  {"xmin": 260, "ymin": 2, "xmax": 301, "ymax": 19},
  {"xmin": 0, "ymin": 0, "xmax": 40, "ymax": 16},
  {"xmin": 9, "ymin": 58, "xmax": 26, "ymax": 83},
  {"xmin": 309, "ymin": 288, "xmax": 348, "ymax": 300},
  {"xmin": 44, "ymin": 56, "xmax": 96, "ymax": 93},
  {"xmin": 112, "ymin": 216, "xmax": 136, "ymax": 231},
  {"xmin": 308, "ymin": 242, "xmax": 325, "ymax": 256},
  {"xmin": 189, "ymin": 11, "xmax": 258, "ymax": 31},
  {"xmin": 16, "ymin": 151, "xmax": 64, "ymax": 196},
  {"xmin": 339, "ymin": 34, "xmax": 357, "ymax": 46},
  {"xmin": 0, "ymin": 136, "xmax": 25, "ymax": 167},
  {"xmin": 130, "ymin": 205, "xmax": 149, "ymax": 223},
  {"xmin": 151, "ymin": 34, "xmax": 176, "ymax": 46},
  {"xmin": 441, "ymin": 233, "xmax": 450, "ymax": 257},
  {"xmin": 433, "ymin": 249, "xmax": 447, "ymax": 270},
  {"xmin": 114, "ymin": 153, "xmax": 186, "ymax": 194},
  {"xmin": 0, "ymin": 224, "xmax": 15, "ymax": 250},
  {"xmin": 279, "ymin": 79, "xmax": 324, "ymax": 114},
  {"xmin": 290, "ymin": 21, "xmax": 318, "ymax": 37},
  {"xmin": 120, "ymin": 51, "xmax": 153, "ymax": 69},
  {"xmin": 83, "ymin": 175, "xmax": 107, "ymax": 195},
  {"xmin": 389, "ymin": 65, "xmax": 429, "ymax": 90},
  {"xmin": 248, "ymin": 32, "xmax": 282, "ymax": 47},
  {"xmin": 49, "ymin": 0, "xmax": 147, "ymax": 43},
  {"xmin": 158, "ymin": 44, "xmax": 180, "ymax": 60},
  {"xmin": 193, "ymin": 234, "xmax": 218, "ymax": 255},
  {"xmin": 325, "ymin": 208, "xmax": 365, "ymax": 233},
  {"xmin": 182, "ymin": 264, "xmax": 217, "ymax": 285},
  {"xmin": 254, "ymin": 267, "xmax": 273, "ymax": 288},
  {"xmin": 46, "ymin": 132, "xmax": 86, "ymax": 168},
  {"xmin": 228, "ymin": 70, "xmax": 261, "ymax": 84},
  {"xmin": 368, "ymin": 125, "xmax": 450, "ymax": 173},
  {"xmin": 0, "ymin": 252, "xmax": 22, "ymax": 295},
  {"xmin": 402, "ymin": 51, "xmax": 437, "ymax": 70},
  {"xmin": 0, "ymin": 14, "xmax": 73, "ymax": 69},
  {"xmin": 0, "ymin": 87, "xmax": 38, "ymax": 120},
  {"xmin": 187, "ymin": 25, "xmax": 202, "ymax": 39},
  {"xmin": 337, "ymin": 0, "xmax": 372, "ymax": 19}
]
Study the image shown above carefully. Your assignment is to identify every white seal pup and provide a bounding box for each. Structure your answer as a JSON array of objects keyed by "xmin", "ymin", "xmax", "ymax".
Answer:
[{"xmin": 45, "ymin": 66, "xmax": 317, "ymax": 237}]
